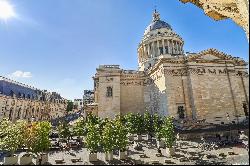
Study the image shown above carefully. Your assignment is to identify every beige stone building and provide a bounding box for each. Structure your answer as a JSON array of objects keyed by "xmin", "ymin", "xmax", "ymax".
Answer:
[
  {"xmin": 86, "ymin": 10, "xmax": 249, "ymax": 124},
  {"xmin": 0, "ymin": 77, "xmax": 67, "ymax": 122}
]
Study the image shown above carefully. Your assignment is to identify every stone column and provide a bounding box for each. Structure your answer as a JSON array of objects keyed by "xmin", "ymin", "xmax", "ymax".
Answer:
[
  {"xmin": 148, "ymin": 43, "xmax": 151, "ymax": 58},
  {"xmin": 152, "ymin": 41, "xmax": 155, "ymax": 57},
  {"xmin": 162, "ymin": 39, "xmax": 166, "ymax": 54},
  {"xmin": 141, "ymin": 45, "xmax": 145, "ymax": 62},
  {"xmin": 171, "ymin": 40, "xmax": 174, "ymax": 55},
  {"xmin": 177, "ymin": 42, "xmax": 180, "ymax": 54},
  {"xmin": 143, "ymin": 45, "xmax": 147, "ymax": 61},
  {"xmin": 139, "ymin": 47, "xmax": 142, "ymax": 62},
  {"xmin": 167, "ymin": 40, "xmax": 170, "ymax": 54},
  {"xmin": 157, "ymin": 40, "xmax": 160, "ymax": 56}
]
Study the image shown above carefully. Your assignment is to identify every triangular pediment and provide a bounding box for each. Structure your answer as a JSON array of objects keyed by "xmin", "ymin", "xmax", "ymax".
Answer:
[
  {"xmin": 187, "ymin": 48, "xmax": 247, "ymax": 66},
  {"xmin": 198, "ymin": 54, "xmax": 221, "ymax": 60}
]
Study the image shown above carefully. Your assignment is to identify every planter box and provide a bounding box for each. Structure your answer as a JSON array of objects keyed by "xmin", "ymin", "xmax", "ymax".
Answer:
[
  {"xmin": 3, "ymin": 156, "xmax": 18, "ymax": 165},
  {"xmin": 88, "ymin": 153, "xmax": 97, "ymax": 162},
  {"xmin": 104, "ymin": 152, "xmax": 113, "ymax": 161},
  {"xmin": 119, "ymin": 151, "xmax": 126, "ymax": 160},
  {"xmin": 157, "ymin": 140, "xmax": 165, "ymax": 148},
  {"xmin": 19, "ymin": 154, "xmax": 33, "ymax": 165},
  {"xmin": 166, "ymin": 148, "xmax": 175, "ymax": 157},
  {"xmin": 137, "ymin": 135, "xmax": 142, "ymax": 141},
  {"xmin": 35, "ymin": 153, "xmax": 48, "ymax": 165}
]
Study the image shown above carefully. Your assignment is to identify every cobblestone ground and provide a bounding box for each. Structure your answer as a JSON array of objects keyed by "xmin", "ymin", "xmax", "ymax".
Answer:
[{"xmin": 45, "ymin": 135, "xmax": 249, "ymax": 165}]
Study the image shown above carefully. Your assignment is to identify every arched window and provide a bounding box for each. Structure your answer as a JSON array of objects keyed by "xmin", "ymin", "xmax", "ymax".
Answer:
[
  {"xmin": 27, "ymin": 94, "xmax": 31, "ymax": 99},
  {"xmin": 18, "ymin": 92, "xmax": 21, "ymax": 98},
  {"xmin": 106, "ymin": 87, "xmax": 113, "ymax": 97}
]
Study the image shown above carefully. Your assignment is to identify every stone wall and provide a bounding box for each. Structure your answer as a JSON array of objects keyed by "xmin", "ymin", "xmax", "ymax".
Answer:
[
  {"xmin": 120, "ymin": 72, "xmax": 146, "ymax": 115},
  {"xmin": 94, "ymin": 66, "xmax": 122, "ymax": 119}
]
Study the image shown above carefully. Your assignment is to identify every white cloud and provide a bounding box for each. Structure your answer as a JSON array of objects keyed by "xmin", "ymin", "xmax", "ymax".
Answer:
[{"xmin": 8, "ymin": 70, "xmax": 32, "ymax": 78}]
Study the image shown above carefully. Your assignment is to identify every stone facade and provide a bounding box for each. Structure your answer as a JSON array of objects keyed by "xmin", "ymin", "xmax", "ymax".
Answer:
[
  {"xmin": 0, "ymin": 77, "xmax": 67, "ymax": 122},
  {"xmin": 87, "ymin": 10, "xmax": 249, "ymax": 124},
  {"xmin": 179, "ymin": 0, "xmax": 249, "ymax": 41}
]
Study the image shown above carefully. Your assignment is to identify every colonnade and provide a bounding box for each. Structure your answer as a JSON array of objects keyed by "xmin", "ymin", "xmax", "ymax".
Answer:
[{"xmin": 138, "ymin": 39, "xmax": 184, "ymax": 62}]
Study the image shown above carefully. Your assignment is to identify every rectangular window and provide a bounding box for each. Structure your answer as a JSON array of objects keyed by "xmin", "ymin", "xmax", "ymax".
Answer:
[{"xmin": 106, "ymin": 87, "xmax": 113, "ymax": 97}]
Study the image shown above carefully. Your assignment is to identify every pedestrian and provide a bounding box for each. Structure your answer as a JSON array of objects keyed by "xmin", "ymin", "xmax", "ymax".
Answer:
[{"xmin": 38, "ymin": 155, "xmax": 42, "ymax": 165}]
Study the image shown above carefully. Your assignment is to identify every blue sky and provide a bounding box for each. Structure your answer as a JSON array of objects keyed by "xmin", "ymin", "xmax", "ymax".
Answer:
[{"xmin": 0, "ymin": 0, "xmax": 249, "ymax": 100}]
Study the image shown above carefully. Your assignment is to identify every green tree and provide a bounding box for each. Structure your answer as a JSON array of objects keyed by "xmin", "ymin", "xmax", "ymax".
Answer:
[
  {"xmin": 86, "ymin": 112, "xmax": 100, "ymax": 126},
  {"xmin": 161, "ymin": 116, "xmax": 176, "ymax": 148},
  {"xmin": 153, "ymin": 114, "xmax": 163, "ymax": 141},
  {"xmin": 57, "ymin": 121, "xmax": 71, "ymax": 142},
  {"xmin": 0, "ymin": 119, "xmax": 27, "ymax": 156},
  {"xmin": 73, "ymin": 117, "xmax": 87, "ymax": 137},
  {"xmin": 86, "ymin": 124, "xmax": 101, "ymax": 154},
  {"xmin": 134, "ymin": 113, "xmax": 145, "ymax": 135},
  {"xmin": 102, "ymin": 120, "xmax": 116, "ymax": 153},
  {"xmin": 30, "ymin": 121, "xmax": 52, "ymax": 154},
  {"xmin": 144, "ymin": 111, "xmax": 153, "ymax": 135},
  {"xmin": 66, "ymin": 100, "xmax": 74, "ymax": 112},
  {"xmin": 114, "ymin": 117, "xmax": 128, "ymax": 152},
  {"xmin": 124, "ymin": 113, "xmax": 136, "ymax": 135}
]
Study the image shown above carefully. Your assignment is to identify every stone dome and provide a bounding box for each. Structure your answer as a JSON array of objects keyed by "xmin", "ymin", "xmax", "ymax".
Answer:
[{"xmin": 144, "ymin": 10, "xmax": 172, "ymax": 35}]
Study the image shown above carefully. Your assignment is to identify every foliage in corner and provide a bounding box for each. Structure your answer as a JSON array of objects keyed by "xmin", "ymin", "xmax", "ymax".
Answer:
[{"xmin": 0, "ymin": 119, "xmax": 27, "ymax": 156}]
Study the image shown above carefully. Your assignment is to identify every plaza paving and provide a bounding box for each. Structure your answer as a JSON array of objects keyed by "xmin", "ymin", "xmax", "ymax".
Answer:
[{"xmin": 45, "ymin": 136, "xmax": 249, "ymax": 165}]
